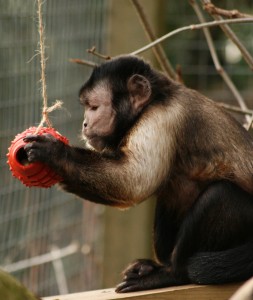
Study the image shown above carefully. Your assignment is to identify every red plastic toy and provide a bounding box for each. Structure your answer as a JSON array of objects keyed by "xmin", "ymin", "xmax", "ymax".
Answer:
[{"xmin": 7, "ymin": 127, "xmax": 69, "ymax": 188}]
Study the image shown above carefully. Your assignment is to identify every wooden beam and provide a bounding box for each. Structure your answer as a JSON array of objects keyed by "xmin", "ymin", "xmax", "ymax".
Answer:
[{"xmin": 43, "ymin": 283, "xmax": 242, "ymax": 300}]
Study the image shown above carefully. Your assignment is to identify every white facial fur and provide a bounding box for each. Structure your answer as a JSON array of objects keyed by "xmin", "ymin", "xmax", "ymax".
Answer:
[{"xmin": 81, "ymin": 81, "xmax": 116, "ymax": 151}]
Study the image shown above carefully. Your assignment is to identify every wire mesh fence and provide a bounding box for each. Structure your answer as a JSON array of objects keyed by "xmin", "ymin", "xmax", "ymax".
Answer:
[
  {"xmin": 0, "ymin": 0, "xmax": 107, "ymax": 296},
  {"xmin": 0, "ymin": 0, "xmax": 252, "ymax": 297}
]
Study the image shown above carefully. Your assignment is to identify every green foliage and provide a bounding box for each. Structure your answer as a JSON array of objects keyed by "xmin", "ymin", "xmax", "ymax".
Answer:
[{"xmin": 0, "ymin": 269, "xmax": 39, "ymax": 300}]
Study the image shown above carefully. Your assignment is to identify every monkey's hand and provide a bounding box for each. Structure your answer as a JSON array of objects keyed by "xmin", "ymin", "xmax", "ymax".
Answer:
[
  {"xmin": 115, "ymin": 259, "xmax": 180, "ymax": 293},
  {"xmin": 23, "ymin": 134, "xmax": 66, "ymax": 165}
]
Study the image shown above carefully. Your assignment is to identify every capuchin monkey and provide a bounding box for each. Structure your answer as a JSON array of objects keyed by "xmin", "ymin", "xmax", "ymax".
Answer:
[{"xmin": 24, "ymin": 55, "xmax": 253, "ymax": 293}]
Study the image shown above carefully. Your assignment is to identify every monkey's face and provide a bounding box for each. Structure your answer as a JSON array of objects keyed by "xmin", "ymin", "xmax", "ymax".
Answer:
[{"xmin": 80, "ymin": 83, "xmax": 117, "ymax": 151}]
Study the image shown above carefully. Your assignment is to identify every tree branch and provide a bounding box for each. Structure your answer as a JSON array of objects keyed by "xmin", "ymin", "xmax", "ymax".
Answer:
[
  {"xmin": 217, "ymin": 103, "xmax": 253, "ymax": 116},
  {"xmin": 189, "ymin": 0, "xmax": 250, "ymax": 124},
  {"xmin": 130, "ymin": 0, "xmax": 176, "ymax": 80},
  {"xmin": 69, "ymin": 58, "xmax": 97, "ymax": 68},
  {"xmin": 87, "ymin": 46, "xmax": 111, "ymax": 60},
  {"xmin": 202, "ymin": 0, "xmax": 253, "ymax": 70},
  {"xmin": 130, "ymin": 17, "xmax": 253, "ymax": 55},
  {"xmin": 203, "ymin": 2, "xmax": 253, "ymax": 19}
]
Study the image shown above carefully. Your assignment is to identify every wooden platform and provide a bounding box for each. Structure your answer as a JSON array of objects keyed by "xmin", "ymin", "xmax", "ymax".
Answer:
[{"xmin": 43, "ymin": 283, "xmax": 242, "ymax": 300}]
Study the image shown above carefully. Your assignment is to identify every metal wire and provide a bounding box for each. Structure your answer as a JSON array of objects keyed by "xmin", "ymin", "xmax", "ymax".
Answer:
[{"xmin": 0, "ymin": 0, "xmax": 107, "ymax": 296}]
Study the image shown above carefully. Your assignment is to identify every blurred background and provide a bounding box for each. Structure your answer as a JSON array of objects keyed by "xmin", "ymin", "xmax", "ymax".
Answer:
[{"xmin": 0, "ymin": 0, "xmax": 252, "ymax": 297}]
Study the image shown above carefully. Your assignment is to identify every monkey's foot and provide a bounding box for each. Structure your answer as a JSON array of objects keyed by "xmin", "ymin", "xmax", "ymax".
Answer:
[{"xmin": 115, "ymin": 259, "xmax": 180, "ymax": 293}]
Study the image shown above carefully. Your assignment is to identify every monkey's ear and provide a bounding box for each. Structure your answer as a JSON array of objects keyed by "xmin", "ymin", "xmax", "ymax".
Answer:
[{"xmin": 127, "ymin": 74, "xmax": 151, "ymax": 112}]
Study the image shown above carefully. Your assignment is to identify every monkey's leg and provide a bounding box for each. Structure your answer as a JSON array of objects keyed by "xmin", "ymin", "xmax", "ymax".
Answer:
[
  {"xmin": 116, "ymin": 199, "xmax": 187, "ymax": 293},
  {"xmin": 172, "ymin": 181, "xmax": 253, "ymax": 284},
  {"xmin": 117, "ymin": 181, "xmax": 253, "ymax": 293}
]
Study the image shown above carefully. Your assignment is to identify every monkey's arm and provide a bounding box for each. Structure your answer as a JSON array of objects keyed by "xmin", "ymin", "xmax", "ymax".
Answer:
[
  {"xmin": 24, "ymin": 106, "xmax": 181, "ymax": 207},
  {"xmin": 24, "ymin": 134, "xmax": 124, "ymax": 206}
]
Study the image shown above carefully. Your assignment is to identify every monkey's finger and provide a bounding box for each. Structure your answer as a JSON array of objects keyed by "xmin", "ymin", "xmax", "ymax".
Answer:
[
  {"xmin": 123, "ymin": 259, "xmax": 155, "ymax": 278},
  {"xmin": 122, "ymin": 260, "xmax": 144, "ymax": 275},
  {"xmin": 24, "ymin": 133, "xmax": 56, "ymax": 143},
  {"xmin": 138, "ymin": 264, "xmax": 154, "ymax": 276},
  {"xmin": 25, "ymin": 149, "xmax": 38, "ymax": 162},
  {"xmin": 115, "ymin": 281, "xmax": 141, "ymax": 293},
  {"xmin": 24, "ymin": 142, "xmax": 41, "ymax": 151},
  {"xmin": 123, "ymin": 273, "xmax": 139, "ymax": 280},
  {"xmin": 124, "ymin": 265, "xmax": 153, "ymax": 280},
  {"xmin": 23, "ymin": 134, "xmax": 46, "ymax": 143}
]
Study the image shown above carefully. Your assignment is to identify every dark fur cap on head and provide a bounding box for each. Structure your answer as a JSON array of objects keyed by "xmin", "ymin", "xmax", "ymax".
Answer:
[
  {"xmin": 82, "ymin": 56, "xmax": 152, "ymax": 90},
  {"xmin": 79, "ymin": 55, "xmax": 172, "ymax": 104}
]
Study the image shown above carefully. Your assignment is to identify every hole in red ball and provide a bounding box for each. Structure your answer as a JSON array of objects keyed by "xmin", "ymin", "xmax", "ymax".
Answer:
[{"xmin": 16, "ymin": 147, "xmax": 30, "ymax": 166}]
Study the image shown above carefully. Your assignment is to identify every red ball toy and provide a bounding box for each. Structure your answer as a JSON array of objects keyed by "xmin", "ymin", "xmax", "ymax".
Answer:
[{"xmin": 7, "ymin": 127, "xmax": 69, "ymax": 188}]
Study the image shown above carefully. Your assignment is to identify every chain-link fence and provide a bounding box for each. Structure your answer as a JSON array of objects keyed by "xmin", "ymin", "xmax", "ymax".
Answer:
[
  {"xmin": 0, "ymin": 0, "xmax": 252, "ymax": 297},
  {"xmin": 0, "ymin": 0, "xmax": 107, "ymax": 296}
]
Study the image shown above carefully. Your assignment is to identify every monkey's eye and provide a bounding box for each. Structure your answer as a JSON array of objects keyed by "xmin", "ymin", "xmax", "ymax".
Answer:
[{"xmin": 90, "ymin": 106, "xmax": 98, "ymax": 111}]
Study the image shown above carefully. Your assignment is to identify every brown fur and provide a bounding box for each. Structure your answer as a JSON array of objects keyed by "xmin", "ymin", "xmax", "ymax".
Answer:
[{"xmin": 24, "ymin": 56, "xmax": 253, "ymax": 292}]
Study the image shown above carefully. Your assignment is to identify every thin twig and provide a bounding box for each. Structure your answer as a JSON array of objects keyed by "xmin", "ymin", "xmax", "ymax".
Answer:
[
  {"xmin": 130, "ymin": 0, "xmax": 176, "ymax": 80},
  {"xmin": 217, "ymin": 103, "xmax": 253, "ymax": 116},
  {"xmin": 218, "ymin": 101, "xmax": 253, "ymax": 131},
  {"xmin": 69, "ymin": 58, "xmax": 98, "ymax": 68},
  {"xmin": 246, "ymin": 118, "xmax": 253, "ymax": 131},
  {"xmin": 202, "ymin": 0, "xmax": 253, "ymax": 70},
  {"xmin": 87, "ymin": 46, "xmax": 111, "ymax": 60},
  {"xmin": 203, "ymin": 2, "xmax": 252, "ymax": 19},
  {"xmin": 130, "ymin": 17, "xmax": 253, "ymax": 55},
  {"xmin": 175, "ymin": 65, "xmax": 184, "ymax": 84},
  {"xmin": 189, "ymin": 0, "xmax": 250, "ymax": 124}
]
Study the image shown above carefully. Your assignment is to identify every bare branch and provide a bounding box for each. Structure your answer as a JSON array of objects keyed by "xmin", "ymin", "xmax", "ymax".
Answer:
[
  {"xmin": 246, "ymin": 118, "xmax": 253, "ymax": 131},
  {"xmin": 189, "ymin": 0, "xmax": 249, "ymax": 124},
  {"xmin": 130, "ymin": 0, "xmax": 176, "ymax": 80},
  {"xmin": 69, "ymin": 46, "xmax": 110, "ymax": 68},
  {"xmin": 69, "ymin": 58, "xmax": 97, "ymax": 68},
  {"xmin": 218, "ymin": 102, "xmax": 253, "ymax": 132},
  {"xmin": 202, "ymin": 0, "xmax": 253, "ymax": 70},
  {"xmin": 217, "ymin": 103, "xmax": 253, "ymax": 116},
  {"xmin": 130, "ymin": 17, "xmax": 253, "ymax": 55},
  {"xmin": 203, "ymin": 1, "xmax": 253, "ymax": 19},
  {"xmin": 87, "ymin": 46, "xmax": 111, "ymax": 60},
  {"xmin": 175, "ymin": 65, "xmax": 184, "ymax": 84}
]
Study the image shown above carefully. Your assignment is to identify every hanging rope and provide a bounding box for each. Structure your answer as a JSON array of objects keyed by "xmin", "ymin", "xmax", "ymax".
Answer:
[{"xmin": 36, "ymin": 0, "xmax": 63, "ymax": 133}]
